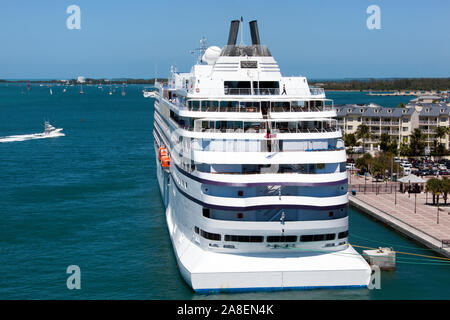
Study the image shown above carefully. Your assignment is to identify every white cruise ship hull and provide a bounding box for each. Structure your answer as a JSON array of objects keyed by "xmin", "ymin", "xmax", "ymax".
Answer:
[{"xmin": 157, "ymin": 157, "xmax": 371, "ymax": 292}]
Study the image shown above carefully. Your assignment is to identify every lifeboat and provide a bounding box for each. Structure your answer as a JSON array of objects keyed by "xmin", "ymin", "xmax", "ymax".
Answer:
[
  {"xmin": 158, "ymin": 146, "xmax": 168, "ymax": 160},
  {"xmin": 161, "ymin": 155, "xmax": 171, "ymax": 168}
]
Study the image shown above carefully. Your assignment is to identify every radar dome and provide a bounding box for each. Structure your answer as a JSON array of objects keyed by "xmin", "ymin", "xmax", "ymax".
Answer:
[{"xmin": 202, "ymin": 46, "xmax": 221, "ymax": 65}]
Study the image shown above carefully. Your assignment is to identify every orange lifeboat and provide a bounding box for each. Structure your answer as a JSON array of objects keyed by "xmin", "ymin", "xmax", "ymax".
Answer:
[
  {"xmin": 158, "ymin": 146, "xmax": 167, "ymax": 160},
  {"xmin": 161, "ymin": 155, "xmax": 171, "ymax": 168}
]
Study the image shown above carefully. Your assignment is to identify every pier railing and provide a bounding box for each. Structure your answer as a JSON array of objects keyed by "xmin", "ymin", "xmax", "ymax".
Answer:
[{"xmin": 349, "ymin": 182, "xmax": 401, "ymax": 194}]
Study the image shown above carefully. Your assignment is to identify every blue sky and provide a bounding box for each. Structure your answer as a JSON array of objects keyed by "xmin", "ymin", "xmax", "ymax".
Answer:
[{"xmin": 0, "ymin": 0, "xmax": 449, "ymax": 79}]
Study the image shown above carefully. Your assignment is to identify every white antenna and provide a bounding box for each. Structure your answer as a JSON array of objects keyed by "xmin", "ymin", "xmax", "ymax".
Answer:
[{"xmin": 190, "ymin": 37, "xmax": 208, "ymax": 64}]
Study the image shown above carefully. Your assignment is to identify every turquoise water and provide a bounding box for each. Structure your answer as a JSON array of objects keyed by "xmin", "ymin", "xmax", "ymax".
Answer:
[{"xmin": 0, "ymin": 84, "xmax": 448, "ymax": 299}]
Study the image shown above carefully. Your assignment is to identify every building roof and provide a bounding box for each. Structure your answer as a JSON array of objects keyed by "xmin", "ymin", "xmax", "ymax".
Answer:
[
  {"xmin": 334, "ymin": 104, "xmax": 415, "ymax": 118},
  {"xmin": 418, "ymin": 104, "xmax": 450, "ymax": 116}
]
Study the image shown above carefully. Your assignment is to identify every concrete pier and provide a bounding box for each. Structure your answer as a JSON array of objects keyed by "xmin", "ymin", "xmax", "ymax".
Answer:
[{"xmin": 349, "ymin": 194, "xmax": 450, "ymax": 259}]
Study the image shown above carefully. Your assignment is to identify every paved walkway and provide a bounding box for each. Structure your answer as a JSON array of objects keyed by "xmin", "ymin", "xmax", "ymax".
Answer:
[{"xmin": 348, "ymin": 174, "xmax": 450, "ymax": 256}]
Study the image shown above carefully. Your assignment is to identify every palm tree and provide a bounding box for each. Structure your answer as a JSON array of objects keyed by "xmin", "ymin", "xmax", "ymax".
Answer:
[
  {"xmin": 409, "ymin": 128, "xmax": 426, "ymax": 156},
  {"xmin": 426, "ymin": 178, "xmax": 443, "ymax": 205},
  {"xmin": 442, "ymin": 177, "xmax": 449, "ymax": 205},
  {"xmin": 344, "ymin": 133, "xmax": 359, "ymax": 154},
  {"xmin": 356, "ymin": 124, "xmax": 371, "ymax": 153},
  {"xmin": 434, "ymin": 126, "xmax": 448, "ymax": 156}
]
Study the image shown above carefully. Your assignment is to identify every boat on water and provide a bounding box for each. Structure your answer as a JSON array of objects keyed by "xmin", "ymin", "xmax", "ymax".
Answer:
[
  {"xmin": 143, "ymin": 88, "xmax": 158, "ymax": 98},
  {"xmin": 152, "ymin": 19, "xmax": 371, "ymax": 293},
  {"xmin": 0, "ymin": 121, "xmax": 64, "ymax": 143},
  {"xmin": 42, "ymin": 121, "xmax": 63, "ymax": 136}
]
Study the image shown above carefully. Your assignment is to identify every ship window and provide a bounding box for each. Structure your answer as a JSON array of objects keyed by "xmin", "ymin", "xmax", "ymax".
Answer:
[
  {"xmin": 224, "ymin": 81, "xmax": 251, "ymax": 95},
  {"xmin": 325, "ymin": 233, "xmax": 336, "ymax": 240},
  {"xmin": 190, "ymin": 100, "xmax": 200, "ymax": 111},
  {"xmin": 202, "ymin": 208, "xmax": 210, "ymax": 218},
  {"xmin": 253, "ymin": 81, "xmax": 279, "ymax": 95},
  {"xmin": 300, "ymin": 235, "xmax": 314, "ymax": 242},
  {"xmin": 312, "ymin": 234, "xmax": 325, "ymax": 241},
  {"xmin": 338, "ymin": 231, "xmax": 349, "ymax": 239},
  {"xmin": 267, "ymin": 235, "xmax": 297, "ymax": 242},
  {"xmin": 225, "ymin": 235, "xmax": 263, "ymax": 242},
  {"xmin": 194, "ymin": 226, "xmax": 199, "ymax": 234},
  {"xmin": 201, "ymin": 230, "xmax": 221, "ymax": 241}
]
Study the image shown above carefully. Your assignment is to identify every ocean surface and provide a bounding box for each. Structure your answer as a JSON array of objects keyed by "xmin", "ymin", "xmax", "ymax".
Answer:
[{"xmin": 1, "ymin": 84, "xmax": 448, "ymax": 299}]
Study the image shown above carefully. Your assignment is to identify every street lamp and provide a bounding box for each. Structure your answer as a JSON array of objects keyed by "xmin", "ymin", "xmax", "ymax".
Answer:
[
  {"xmin": 414, "ymin": 192, "xmax": 417, "ymax": 214},
  {"xmin": 436, "ymin": 192, "xmax": 441, "ymax": 224},
  {"xmin": 395, "ymin": 182, "xmax": 397, "ymax": 205}
]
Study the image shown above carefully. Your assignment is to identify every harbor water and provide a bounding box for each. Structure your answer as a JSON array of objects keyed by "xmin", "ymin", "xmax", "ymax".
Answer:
[{"xmin": 0, "ymin": 84, "xmax": 449, "ymax": 299}]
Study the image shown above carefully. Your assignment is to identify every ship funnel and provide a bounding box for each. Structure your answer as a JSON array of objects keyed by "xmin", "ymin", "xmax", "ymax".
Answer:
[
  {"xmin": 249, "ymin": 20, "xmax": 261, "ymax": 45},
  {"xmin": 227, "ymin": 20, "xmax": 240, "ymax": 46}
]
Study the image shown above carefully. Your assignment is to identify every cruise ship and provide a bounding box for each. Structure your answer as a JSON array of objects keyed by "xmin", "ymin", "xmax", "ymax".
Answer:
[{"xmin": 153, "ymin": 19, "xmax": 371, "ymax": 292}]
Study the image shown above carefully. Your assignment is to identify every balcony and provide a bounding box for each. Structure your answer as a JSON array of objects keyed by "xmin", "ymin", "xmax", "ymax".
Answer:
[
  {"xmin": 419, "ymin": 120, "xmax": 438, "ymax": 125},
  {"xmin": 192, "ymin": 119, "xmax": 340, "ymax": 135},
  {"xmin": 188, "ymin": 138, "xmax": 345, "ymax": 153}
]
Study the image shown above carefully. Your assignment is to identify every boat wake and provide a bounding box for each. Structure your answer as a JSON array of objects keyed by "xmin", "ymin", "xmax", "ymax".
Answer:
[
  {"xmin": 0, "ymin": 132, "xmax": 65, "ymax": 143},
  {"xmin": 0, "ymin": 121, "xmax": 65, "ymax": 143}
]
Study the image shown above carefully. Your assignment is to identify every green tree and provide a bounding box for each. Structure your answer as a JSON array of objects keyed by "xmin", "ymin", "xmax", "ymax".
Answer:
[
  {"xmin": 379, "ymin": 133, "xmax": 390, "ymax": 153},
  {"xmin": 356, "ymin": 124, "xmax": 371, "ymax": 153},
  {"xmin": 434, "ymin": 126, "xmax": 448, "ymax": 156},
  {"xmin": 397, "ymin": 102, "xmax": 406, "ymax": 108},
  {"xmin": 442, "ymin": 177, "xmax": 449, "ymax": 205},
  {"xmin": 344, "ymin": 133, "xmax": 359, "ymax": 154},
  {"xmin": 426, "ymin": 178, "xmax": 443, "ymax": 205},
  {"xmin": 355, "ymin": 153, "xmax": 372, "ymax": 173},
  {"xmin": 409, "ymin": 128, "xmax": 426, "ymax": 156}
]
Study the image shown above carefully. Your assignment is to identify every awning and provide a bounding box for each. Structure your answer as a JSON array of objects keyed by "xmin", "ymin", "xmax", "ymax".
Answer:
[{"xmin": 398, "ymin": 174, "xmax": 426, "ymax": 184}]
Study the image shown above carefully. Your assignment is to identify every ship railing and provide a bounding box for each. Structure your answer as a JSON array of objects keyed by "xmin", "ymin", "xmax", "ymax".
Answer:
[
  {"xmin": 169, "ymin": 98, "xmax": 333, "ymax": 113},
  {"xmin": 188, "ymin": 137, "xmax": 344, "ymax": 153},
  {"xmin": 177, "ymin": 161, "xmax": 346, "ymax": 175},
  {"xmin": 192, "ymin": 120, "xmax": 340, "ymax": 134},
  {"xmin": 186, "ymin": 87, "xmax": 325, "ymax": 97}
]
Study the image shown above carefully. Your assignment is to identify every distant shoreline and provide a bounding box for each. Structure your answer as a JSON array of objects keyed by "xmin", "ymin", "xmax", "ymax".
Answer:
[
  {"xmin": 0, "ymin": 78, "xmax": 166, "ymax": 85},
  {"xmin": 310, "ymin": 78, "xmax": 450, "ymax": 91},
  {"xmin": 1, "ymin": 77, "xmax": 449, "ymax": 91}
]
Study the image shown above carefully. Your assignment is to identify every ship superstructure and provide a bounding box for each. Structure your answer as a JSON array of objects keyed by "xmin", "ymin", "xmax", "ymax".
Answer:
[{"xmin": 153, "ymin": 19, "xmax": 371, "ymax": 292}]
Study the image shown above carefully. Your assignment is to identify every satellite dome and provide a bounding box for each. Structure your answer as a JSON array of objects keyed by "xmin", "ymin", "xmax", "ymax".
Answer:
[{"xmin": 202, "ymin": 46, "xmax": 221, "ymax": 65}]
